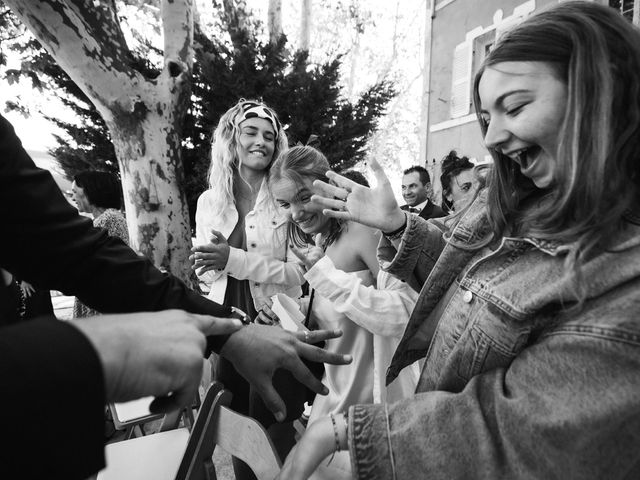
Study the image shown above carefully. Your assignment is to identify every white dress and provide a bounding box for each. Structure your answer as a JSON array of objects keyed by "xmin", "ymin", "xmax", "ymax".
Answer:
[
  {"xmin": 304, "ymin": 259, "xmax": 420, "ymax": 480},
  {"xmin": 308, "ymin": 268, "xmax": 375, "ymax": 423}
]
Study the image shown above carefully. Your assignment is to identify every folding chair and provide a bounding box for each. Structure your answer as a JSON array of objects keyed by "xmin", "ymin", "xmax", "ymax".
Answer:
[
  {"xmin": 97, "ymin": 382, "xmax": 282, "ymax": 480},
  {"xmin": 108, "ymin": 396, "xmax": 197, "ymax": 440}
]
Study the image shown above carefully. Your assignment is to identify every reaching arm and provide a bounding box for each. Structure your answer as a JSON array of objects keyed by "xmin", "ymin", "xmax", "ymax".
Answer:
[
  {"xmin": 279, "ymin": 302, "xmax": 640, "ymax": 480},
  {"xmin": 223, "ymin": 245, "xmax": 306, "ymax": 285},
  {"xmin": 305, "ymin": 256, "xmax": 417, "ymax": 338}
]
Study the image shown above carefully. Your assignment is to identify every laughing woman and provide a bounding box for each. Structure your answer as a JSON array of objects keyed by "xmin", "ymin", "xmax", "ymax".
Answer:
[
  {"xmin": 278, "ymin": 3, "xmax": 640, "ymax": 479},
  {"xmin": 269, "ymin": 146, "xmax": 420, "ymax": 479}
]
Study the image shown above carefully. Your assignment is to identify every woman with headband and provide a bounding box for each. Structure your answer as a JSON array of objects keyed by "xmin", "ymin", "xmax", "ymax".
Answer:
[{"xmin": 191, "ymin": 99, "xmax": 307, "ymax": 479}]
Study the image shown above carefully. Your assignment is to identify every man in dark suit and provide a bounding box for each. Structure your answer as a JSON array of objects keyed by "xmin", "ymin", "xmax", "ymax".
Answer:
[
  {"xmin": 0, "ymin": 114, "xmax": 347, "ymax": 479},
  {"xmin": 400, "ymin": 165, "xmax": 446, "ymax": 220}
]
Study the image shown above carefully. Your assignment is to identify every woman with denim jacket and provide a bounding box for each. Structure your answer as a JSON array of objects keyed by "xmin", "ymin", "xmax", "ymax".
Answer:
[
  {"xmin": 191, "ymin": 99, "xmax": 306, "ymax": 479},
  {"xmin": 278, "ymin": 3, "xmax": 640, "ymax": 479}
]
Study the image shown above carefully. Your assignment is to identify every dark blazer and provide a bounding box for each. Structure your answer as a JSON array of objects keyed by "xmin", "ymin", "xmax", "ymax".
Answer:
[
  {"xmin": 0, "ymin": 114, "xmax": 231, "ymax": 479},
  {"xmin": 400, "ymin": 200, "xmax": 446, "ymax": 220}
]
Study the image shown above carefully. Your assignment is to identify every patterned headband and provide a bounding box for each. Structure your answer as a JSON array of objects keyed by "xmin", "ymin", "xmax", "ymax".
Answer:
[{"xmin": 237, "ymin": 101, "xmax": 281, "ymax": 139}]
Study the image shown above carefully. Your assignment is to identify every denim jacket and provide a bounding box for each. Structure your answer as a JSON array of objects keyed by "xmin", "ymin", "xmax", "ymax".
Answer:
[
  {"xmin": 195, "ymin": 179, "xmax": 304, "ymax": 311},
  {"xmin": 348, "ymin": 192, "xmax": 640, "ymax": 479}
]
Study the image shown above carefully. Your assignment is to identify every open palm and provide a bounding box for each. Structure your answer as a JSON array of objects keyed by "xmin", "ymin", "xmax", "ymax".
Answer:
[{"xmin": 310, "ymin": 157, "xmax": 405, "ymax": 232}]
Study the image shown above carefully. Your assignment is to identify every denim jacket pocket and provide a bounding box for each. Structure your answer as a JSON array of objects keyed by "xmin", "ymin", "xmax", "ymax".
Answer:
[{"xmin": 455, "ymin": 303, "xmax": 531, "ymax": 382}]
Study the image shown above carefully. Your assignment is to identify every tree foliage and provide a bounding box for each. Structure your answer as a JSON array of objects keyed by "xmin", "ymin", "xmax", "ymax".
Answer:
[{"xmin": 1, "ymin": 0, "xmax": 395, "ymax": 226}]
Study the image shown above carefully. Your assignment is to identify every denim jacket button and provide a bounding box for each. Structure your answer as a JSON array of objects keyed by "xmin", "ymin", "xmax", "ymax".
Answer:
[{"xmin": 463, "ymin": 290, "xmax": 473, "ymax": 303}]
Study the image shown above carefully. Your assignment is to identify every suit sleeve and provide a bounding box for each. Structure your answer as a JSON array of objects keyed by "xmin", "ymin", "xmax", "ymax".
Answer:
[
  {"xmin": 0, "ymin": 318, "xmax": 106, "ymax": 479},
  {"xmin": 0, "ymin": 114, "xmax": 231, "ymax": 330}
]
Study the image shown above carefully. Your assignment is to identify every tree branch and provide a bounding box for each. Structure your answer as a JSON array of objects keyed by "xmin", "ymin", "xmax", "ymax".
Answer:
[
  {"xmin": 4, "ymin": 0, "xmax": 142, "ymax": 111},
  {"xmin": 162, "ymin": 0, "xmax": 193, "ymax": 73}
]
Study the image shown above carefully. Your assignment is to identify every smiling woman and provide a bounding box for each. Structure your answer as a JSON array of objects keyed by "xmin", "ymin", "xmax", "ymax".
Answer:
[
  {"xmin": 477, "ymin": 61, "xmax": 567, "ymax": 189},
  {"xmin": 270, "ymin": 146, "xmax": 420, "ymax": 480},
  {"xmin": 190, "ymin": 99, "xmax": 307, "ymax": 480}
]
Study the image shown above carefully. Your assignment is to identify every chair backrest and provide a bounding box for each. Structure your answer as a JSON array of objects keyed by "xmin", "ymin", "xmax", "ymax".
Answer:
[{"xmin": 176, "ymin": 381, "xmax": 282, "ymax": 480}]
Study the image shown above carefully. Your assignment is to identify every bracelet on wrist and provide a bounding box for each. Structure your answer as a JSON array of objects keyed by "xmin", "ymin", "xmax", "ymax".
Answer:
[
  {"xmin": 330, "ymin": 413, "xmax": 341, "ymax": 452},
  {"xmin": 383, "ymin": 213, "xmax": 407, "ymax": 240},
  {"xmin": 337, "ymin": 412, "xmax": 348, "ymax": 450}
]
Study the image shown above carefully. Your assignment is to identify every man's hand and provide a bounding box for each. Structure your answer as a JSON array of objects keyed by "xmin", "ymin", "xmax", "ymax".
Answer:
[
  {"xmin": 70, "ymin": 310, "xmax": 243, "ymax": 413},
  {"xmin": 190, "ymin": 229, "xmax": 231, "ymax": 275},
  {"xmin": 221, "ymin": 324, "xmax": 351, "ymax": 421}
]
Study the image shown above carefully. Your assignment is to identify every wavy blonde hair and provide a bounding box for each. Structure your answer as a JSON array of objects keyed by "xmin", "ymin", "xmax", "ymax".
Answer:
[
  {"xmin": 205, "ymin": 98, "xmax": 288, "ymax": 213},
  {"xmin": 472, "ymin": 2, "xmax": 640, "ymax": 269}
]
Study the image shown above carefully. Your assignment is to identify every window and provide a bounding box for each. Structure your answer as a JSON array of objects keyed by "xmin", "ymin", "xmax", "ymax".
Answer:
[
  {"xmin": 609, "ymin": 0, "xmax": 639, "ymax": 24},
  {"xmin": 450, "ymin": 41, "xmax": 473, "ymax": 118},
  {"xmin": 449, "ymin": 2, "xmax": 535, "ymax": 119}
]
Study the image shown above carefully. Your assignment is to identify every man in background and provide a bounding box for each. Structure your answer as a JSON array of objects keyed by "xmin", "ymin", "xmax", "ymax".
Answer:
[{"xmin": 400, "ymin": 165, "xmax": 446, "ymax": 220}]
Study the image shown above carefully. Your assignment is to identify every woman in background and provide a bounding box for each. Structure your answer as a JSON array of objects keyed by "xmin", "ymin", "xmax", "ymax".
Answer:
[
  {"xmin": 72, "ymin": 171, "xmax": 128, "ymax": 318},
  {"xmin": 439, "ymin": 150, "xmax": 476, "ymax": 213}
]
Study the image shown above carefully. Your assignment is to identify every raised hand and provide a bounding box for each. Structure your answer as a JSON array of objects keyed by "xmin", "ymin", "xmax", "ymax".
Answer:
[
  {"xmin": 310, "ymin": 158, "xmax": 405, "ymax": 233},
  {"xmin": 190, "ymin": 228, "xmax": 231, "ymax": 275},
  {"xmin": 70, "ymin": 310, "xmax": 243, "ymax": 413},
  {"xmin": 220, "ymin": 325, "xmax": 352, "ymax": 421}
]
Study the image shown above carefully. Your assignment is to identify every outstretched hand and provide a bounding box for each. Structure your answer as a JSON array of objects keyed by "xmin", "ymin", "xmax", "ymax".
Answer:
[
  {"xmin": 70, "ymin": 310, "xmax": 243, "ymax": 413},
  {"xmin": 310, "ymin": 158, "xmax": 405, "ymax": 233},
  {"xmin": 220, "ymin": 324, "xmax": 351, "ymax": 421},
  {"xmin": 190, "ymin": 229, "xmax": 231, "ymax": 275}
]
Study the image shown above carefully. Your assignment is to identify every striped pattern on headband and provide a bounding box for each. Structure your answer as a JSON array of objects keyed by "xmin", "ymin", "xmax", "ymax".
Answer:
[{"xmin": 237, "ymin": 101, "xmax": 281, "ymax": 138}]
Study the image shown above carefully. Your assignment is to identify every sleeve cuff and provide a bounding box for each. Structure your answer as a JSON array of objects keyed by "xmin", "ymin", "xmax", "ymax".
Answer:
[
  {"xmin": 0, "ymin": 318, "xmax": 106, "ymax": 478},
  {"xmin": 349, "ymin": 403, "xmax": 395, "ymax": 480}
]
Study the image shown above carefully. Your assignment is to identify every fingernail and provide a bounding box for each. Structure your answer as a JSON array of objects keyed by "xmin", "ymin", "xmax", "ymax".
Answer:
[
  {"xmin": 322, "ymin": 386, "xmax": 329, "ymax": 395},
  {"xmin": 275, "ymin": 411, "xmax": 285, "ymax": 422},
  {"xmin": 231, "ymin": 319, "xmax": 243, "ymax": 328},
  {"xmin": 334, "ymin": 329, "xmax": 342, "ymax": 335},
  {"xmin": 343, "ymin": 354, "xmax": 352, "ymax": 362}
]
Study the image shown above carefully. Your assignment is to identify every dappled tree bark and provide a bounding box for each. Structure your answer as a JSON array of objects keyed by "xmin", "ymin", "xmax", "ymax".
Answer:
[
  {"xmin": 268, "ymin": 0, "xmax": 282, "ymax": 45},
  {"xmin": 5, "ymin": 0, "xmax": 196, "ymax": 283}
]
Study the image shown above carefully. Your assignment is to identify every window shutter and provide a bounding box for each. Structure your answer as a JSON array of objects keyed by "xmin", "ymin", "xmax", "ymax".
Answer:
[{"xmin": 450, "ymin": 41, "xmax": 473, "ymax": 119}]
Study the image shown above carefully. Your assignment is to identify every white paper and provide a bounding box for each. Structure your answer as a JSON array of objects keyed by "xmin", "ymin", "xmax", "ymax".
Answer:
[
  {"xmin": 271, "ymin": 293, "xmax": 309, "ymax": 332},
  {"xmin": 113, "ymin": 396, "xmax": 154, "ymax": 422}
]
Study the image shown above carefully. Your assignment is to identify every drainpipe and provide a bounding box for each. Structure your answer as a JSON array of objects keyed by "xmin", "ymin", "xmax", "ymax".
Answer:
[{"xmin": 418, "ymin": 0, "xmax": 436, "ymax": 169}]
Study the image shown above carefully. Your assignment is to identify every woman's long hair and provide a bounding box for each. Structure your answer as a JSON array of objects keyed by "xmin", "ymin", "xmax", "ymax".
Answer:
[
  {"xmin": 268, "ymin": 146, "xmax": 344, "ymax": 248},
  {"xmin": 205, "ymin": 99, "xmax": 288, "ymax": 213},
  {"xmin": 472, "ymin": 1, "xmax": 640, "ymax": 268}
]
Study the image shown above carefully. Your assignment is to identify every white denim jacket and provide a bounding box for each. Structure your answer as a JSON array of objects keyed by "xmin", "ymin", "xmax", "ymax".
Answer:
[
  {"xmin": 304, "ymin": 256, "xmax": 420, "ymax": 404},
  {"xmin": 195, "ymin": 179, "xmax": 305, "ymax": 311}
]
